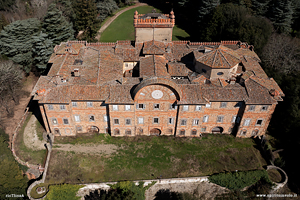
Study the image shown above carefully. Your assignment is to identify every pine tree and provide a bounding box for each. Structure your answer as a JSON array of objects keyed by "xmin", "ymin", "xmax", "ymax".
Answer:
[
  {"xmin": 32, "ymin": 32, "xmax": 53, "ymax": 72},
  {"xmin": 198, "ymin": 0, "xmax": 220, "ymax": 23},
  {"xmin": 42, "ymin": 3, "xmax": 74, "ymax": 45},
  {"xmin": 0, "ymin": 18, "xmax": 40, "ymax": 72},
  {"xmin": 96, "ymin": 0, "xmax": 119, "ymax": 22},
  {"xmin": 251, "ymin": 0, "xmax": 271, "ymax": 16},
  {"xmin": 74, "ymin": 0, "xmax": 101, "ymax": 42},
  {"xmin": 268, "ymin": 0, "xmax": 294, "ymax": 33}
]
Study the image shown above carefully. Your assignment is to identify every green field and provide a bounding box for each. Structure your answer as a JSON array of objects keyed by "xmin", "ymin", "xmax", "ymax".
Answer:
[
  {"xmin": 100, "ymin": 5, "xmax": 190, "ymax": 42},
  {"xmin": 46, "ymin": 134, "xmax": 266, "ymax": 184}
]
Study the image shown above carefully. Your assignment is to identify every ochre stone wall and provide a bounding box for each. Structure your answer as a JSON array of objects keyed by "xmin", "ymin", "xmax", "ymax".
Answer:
[{"xmin": 135, "ymin": 28, "xmax": 173, "ymax": 43}]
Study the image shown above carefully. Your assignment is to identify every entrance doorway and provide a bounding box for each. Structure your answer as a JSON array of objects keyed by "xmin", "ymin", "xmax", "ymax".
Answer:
[
  {"xmin": 212, "ymin": 126, "xmax": 224, "ymax": 134},
  {"xmin": 88, "ymin": 125, "xmax": 99, "ymax": 133},
  {"xmin": 150, "ymin": 128, "xmax": 161, "ymax": 136}
]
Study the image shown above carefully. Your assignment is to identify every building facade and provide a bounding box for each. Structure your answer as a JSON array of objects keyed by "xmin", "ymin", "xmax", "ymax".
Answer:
[{"xmin": 31, "ymin": 10, "xmax": 284, "ymax": 138}]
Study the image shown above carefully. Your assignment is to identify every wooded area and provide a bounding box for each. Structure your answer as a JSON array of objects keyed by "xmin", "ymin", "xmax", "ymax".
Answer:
[{"xmin": 0, "ymin": 0, "xmax": 299, "ymax": 197}]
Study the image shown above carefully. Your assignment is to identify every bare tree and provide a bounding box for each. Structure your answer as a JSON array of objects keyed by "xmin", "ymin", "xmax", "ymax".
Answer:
[
  {"xmin": 0, "ymin": 60, "xmax": 23, "ymax": 116},
  {"xmin": 262, "ymin": 34, "xmax": 300, "ymax": 73}
]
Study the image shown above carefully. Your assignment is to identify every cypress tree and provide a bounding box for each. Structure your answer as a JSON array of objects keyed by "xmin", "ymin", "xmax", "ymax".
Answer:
[
  {"xmin": 42, "ymin": 3, "xmax": 74, "ymax": 45},
  {"xmin": 96, "ymin": 0, "xmax": 119, "ymax": 22},
  {"xmin": 74, "ymin": 0, "xmax": 101, "ymax": 42}
]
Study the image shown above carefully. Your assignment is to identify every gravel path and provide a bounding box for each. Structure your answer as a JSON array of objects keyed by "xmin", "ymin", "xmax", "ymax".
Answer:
[
  {"xmin": 23, "ymin": 115, "xmax": 45, "ymax": 150},
  {"xmin": 95, "ymin": 2, "xmax": 148, "ymax": 40}
]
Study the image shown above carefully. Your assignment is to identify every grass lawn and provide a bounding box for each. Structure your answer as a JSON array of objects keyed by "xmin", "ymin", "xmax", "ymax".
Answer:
[
  {"xmin": 46, "ymin": 134, "xmax": 266, "ymax": 184},
  {"xmin": 100, "ymin": 5, "xmax": 190, "ymax": 42},
  {"xmin": 14, "ymin": 112, "xmax": 47, "ymax": 165}
]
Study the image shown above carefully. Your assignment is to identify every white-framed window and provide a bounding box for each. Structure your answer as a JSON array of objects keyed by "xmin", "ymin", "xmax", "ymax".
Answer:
[
  {"xmin": 112, "ymin": 105, "xmax": 118, "ymax": 111},
  {"xmin": 103, "ymin": 115, "xmax": 108, "ymax": 122},
  {"xmin": 63, "ymin": 118, "xmax": 69, "ymax": 125},
  {"xmin": 193, "ymin": 119, "xmax": 199, "ymax": 125},
  {"xmin": 52, "ymin": 118, "xmax": 58, "ymax": 125},
  {"xmin": 137, "ymin": 104, "xmax": 145, "ymax": 109},
  {"xmin": 125, "ymin": 118, "xmax": 131, "ymax": 125},
  {"xmin": 201, "ymin": 126, "xmax": 206, "ymax": 132},
  {"xmin": 89, "ymin": 115, "xmax": 95, "ymax": 122},
  {"xmin": 252, "ymin": 129, "xmax": 259, "ymax": 136},
  {"xmin": 203, "ymin": 115, "xmax": 209, "ymax": 123},
  {"xmin": 232, "ymin": 115, "xmax": 237, "ymax": 123},
  {"xmin": 206, "ymin": 103, "xmax": 211, "ymax": 108},
  {"xmin": 261, "ymin": 105, "xmax": 269, "ymax": 111},
  {"xmin": 195, "ymin": 105, "xmax": 202, "ymax": 111},
  {"xmin": 76, "ymin": 125, "xmax": 82, "ymax": 132},
  {"xmin": 60, "ymin": 105, "xmax": 66, "ymax": 110},
  {"xmin": 248, "ymin": 105, "xmax": 256, "ymax": 111},
  {"xmin": 48, "ymin": 104, "xmax": 54, "ymax": 110},
  {"xmin": 182, "ymin": 105, "xmax": 189, "ymax": 111},
  {"xmin": 217, "ymin": 116, "xmax": 224, "ymax": 123},
  {"xmin": 220, "ymin": 102, "xmax": 227, "ymax": 108},
  {"xmin": 138, "ymin": 117, "xmax": 144, "ymax": 124},
  {"xmin": 125, "ymin": 105, "xmax": 131, "ymax": 111},
  {"xmin": 153, "ymin": 117, "xmax": 159, "ymax": 124},
  {"xmin": 72, "ymin": 102, "xmax": 77, "ymax": 107},
  {"xmin": 74, "ymin": 115, "xmax": 80, "ymax": 122},
  {"xmin": 154, "ymin": 103, "xmax": 160, "ymax": 110},
  {"xmin": 244, "ymin": 119, "xmax": 251, "ymax": 126},
  {"xmin": 87, "ymin": 102, "xmax": 93, "ymax": 107},
  {"xmin": 125, "ymin": 129, "xmax": 131, "ymax": 135},
  {"xmin": 114, "ymin": 118, "xmax": 119, "ymax": 125},
  {"xmin": 181, "ymin": 119, "xmax": 187, "ymax": 126},
  {"xmin": 168, "ymin": 117, "xmax": 174, "ymax": 124},
  {"xmin": 256, "ymin": 119, "xmax": 263, "ymax": 126},
  {"xmin": 170, "ymin": 103, "xmax": 177, "ymax": 110}
]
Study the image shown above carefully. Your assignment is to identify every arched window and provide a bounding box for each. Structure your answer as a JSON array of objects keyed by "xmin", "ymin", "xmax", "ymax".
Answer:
[
  {"xmin": 76, "ymin": 125, "xmax": 82, "ymax": 132},
  {"xmin": 251, "ymin": 129, "xmax": 259, "ymax": 136},
  {"xmin": 65, "ymin": 128, "xmax": 71, "ymax": 135},
  {"xmin": 54, "ymin": 128, "xmax": 60, "ymax": 135},
  {"xmin": 114, "ymin": 128, "xmax": 120, "ymax": 135},
  {"xmin": 191, "ymin": 129, "xmax": 197, "ymax": 136},
  {"xmin": 180, "ymin": 129, "xmax": 185, "ymax": 136},
  {"xmin": 168, "ymin": 128, "xmax": 173, "ymax": 134},
  {"xmin": 125, "ymin": 129, "xmax": 131, "ymax": 135}
]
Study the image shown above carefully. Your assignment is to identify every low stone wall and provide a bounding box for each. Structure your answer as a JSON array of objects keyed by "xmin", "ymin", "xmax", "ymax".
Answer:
[
  {"xmin": 267, "ymin": 165, "xmax": 288, "ymax": 191},
  {"xmin": 76, "ymin": 176, "xmax": 228, "ymax": 200}
]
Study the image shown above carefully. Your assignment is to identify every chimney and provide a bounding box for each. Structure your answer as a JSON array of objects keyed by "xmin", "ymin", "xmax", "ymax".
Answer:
[
  {"xmin": 230, "ymin": 77, "xmax": 236, "ymax": 84},
  {"xmin": 74, "ymin": 69, "xmax": 79, "ymax": 77}
]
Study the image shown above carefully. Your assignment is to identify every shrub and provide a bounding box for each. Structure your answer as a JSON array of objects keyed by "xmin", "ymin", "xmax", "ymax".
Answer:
[
  {"xmin": 209, "ymin": 170, "xmax": 272, "ymax": 190},
  {"xmin": 45, "ymin": 184, "xmax": 83, "ymax": 200}
]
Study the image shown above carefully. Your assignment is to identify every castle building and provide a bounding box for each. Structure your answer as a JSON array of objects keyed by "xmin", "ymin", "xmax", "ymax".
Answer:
[{"xmin": 31, "ymin": 10, "xmax": 284, "ymax": 138}]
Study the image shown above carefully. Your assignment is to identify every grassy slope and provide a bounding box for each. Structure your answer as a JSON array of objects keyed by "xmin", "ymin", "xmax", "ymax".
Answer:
[
  {"xmin": 14, "ymin": 112, "xmax": 47, "ymax": 165},
  {"xmin": 100, "ymin": 5, "xmax": 190, "ymax": 42},
  {"xmin": 46, "ymin": 134, "xmax": 266, "ymax": 184}
]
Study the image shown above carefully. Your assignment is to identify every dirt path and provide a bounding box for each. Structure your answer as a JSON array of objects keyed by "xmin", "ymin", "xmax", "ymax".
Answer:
[
  {"xmin": 95, "ymin": 2, "xmax": 147, "ymax": 40},
  {"xmin": 52, "ymin": 143, "xmax": 118, "ymax": 154},
  {"xmin": 23, "ymin": 115, "xmax": 45, "ymax": 150}
]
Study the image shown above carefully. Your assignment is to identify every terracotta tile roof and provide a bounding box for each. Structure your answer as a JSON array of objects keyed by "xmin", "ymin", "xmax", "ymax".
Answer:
[
  {"xmin": 250, "ymin": 76, "xmax": 284, "ymax": 97},
  {"xmin": 106, "ymin": 85, "xmax": 134, "ymax": 103},
  {"xmin": 195, "ymin": 45, "xmax": 241, "ymax": 69},
  {"xmin": 143, "ymin": 40, "xmax": 167, "ymax": 55},
  {"xmin": 178, "ymin": 84, "xmax": 206, "ymax": 104},
  {"xmin": 242, "ymin": 56, "xmax": 268, "ymax": 79},
  {"xmin": 202, "ymin": 84, "xmax": 247, "ymax": 102},
  {"xmin": 244, "ymin": 78, "xmax": 277, "ymax": 104},
  {"xmin": 140, "ymin": 55, "xmax": 169, "ymax": 78},
  {"xmin": 235, "ymin": 48, "xmax": 260, "ymax": 62},
  {"xmin": 167, "ymin": 62, "xmax": 192, "ymax": 76},
  {"xmin": 171, "ymin": 42, "xmax": 193, "ymax": 61},
  {"xmin": 41, "ymin": 85, "xmax": 109, "ymax": 103},
  {"xmin": 98, "ymin": 51, "xmax": 123, "ymax": 84}
]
